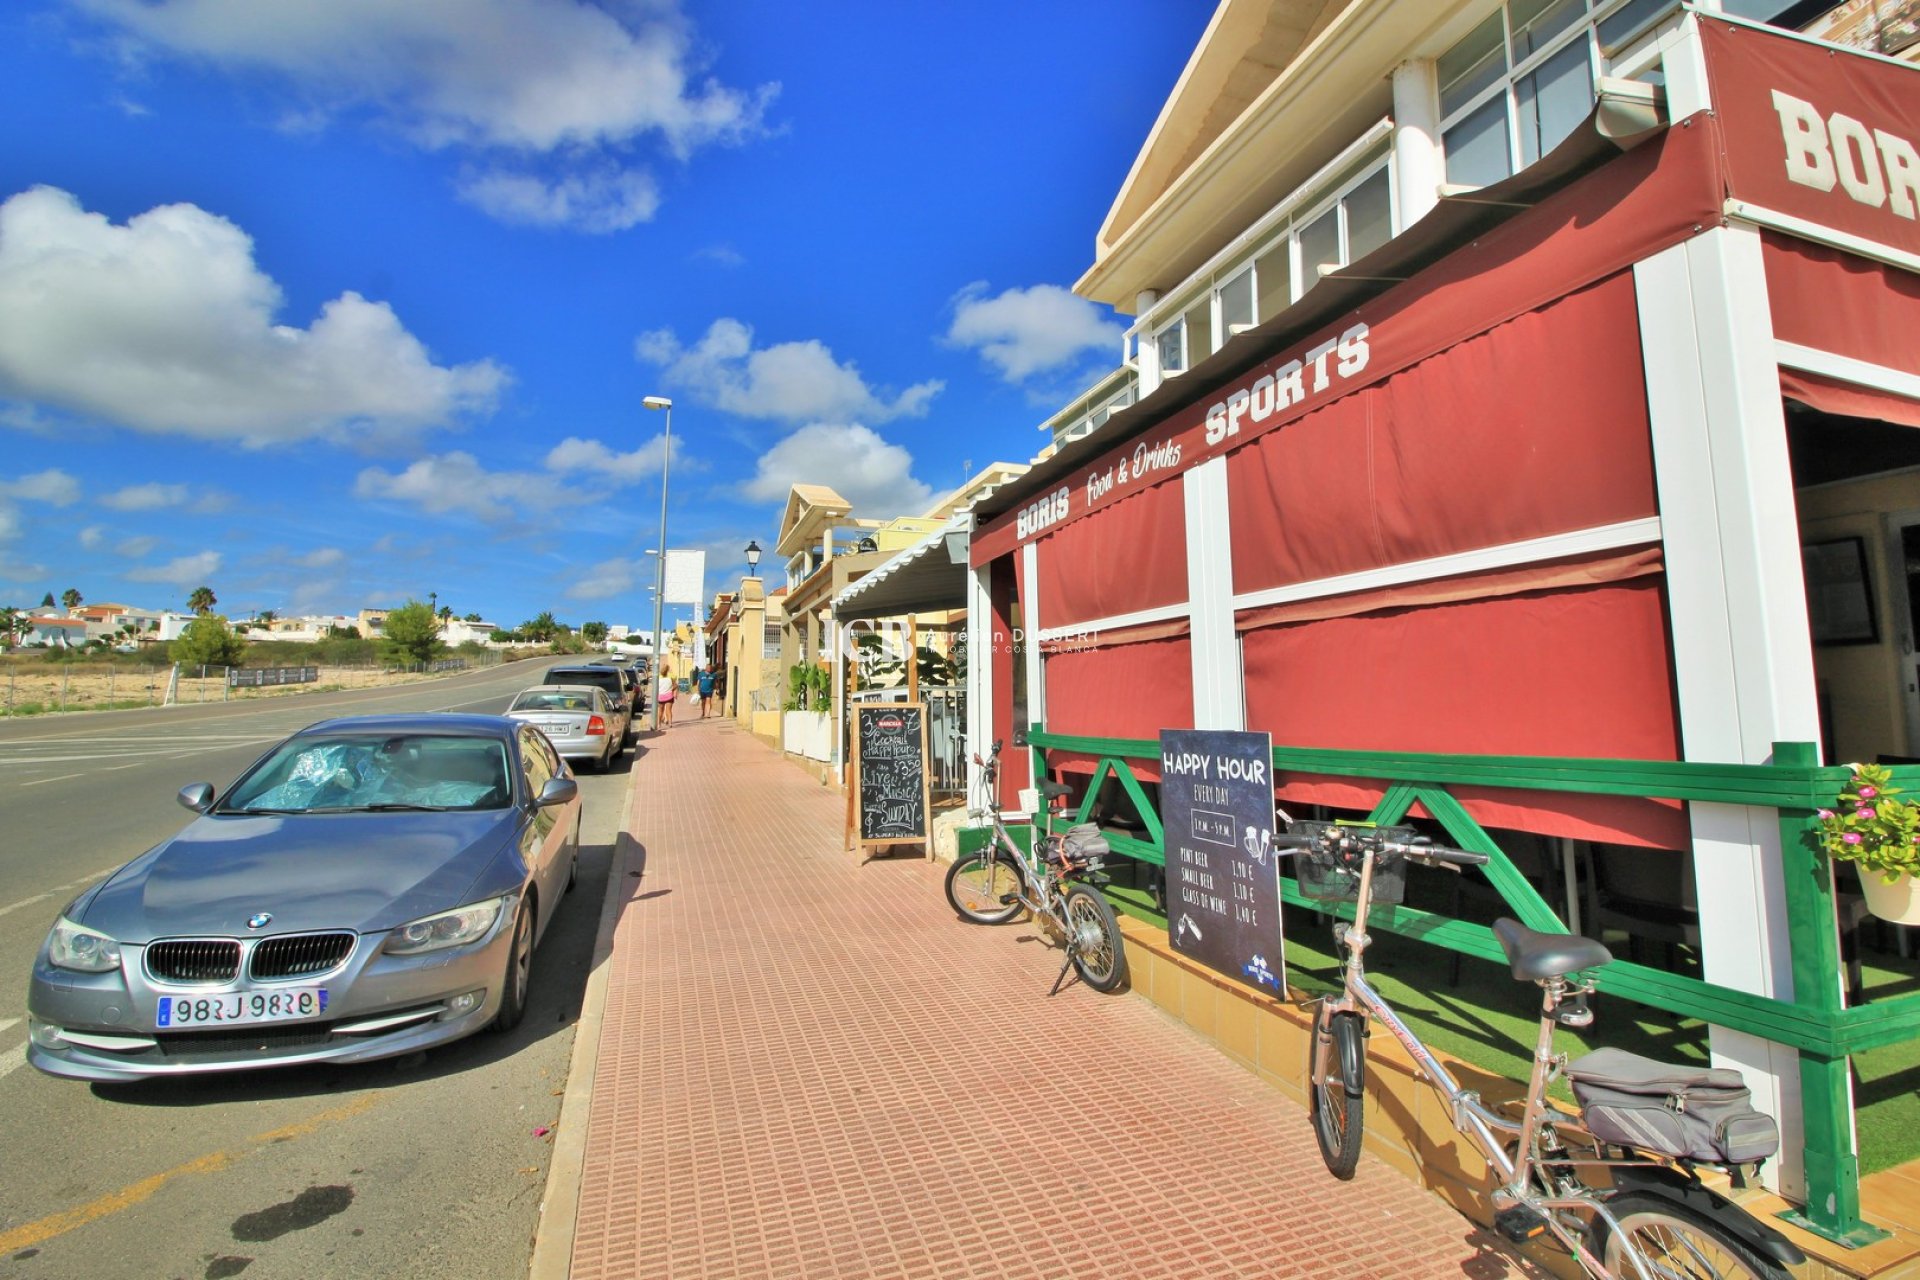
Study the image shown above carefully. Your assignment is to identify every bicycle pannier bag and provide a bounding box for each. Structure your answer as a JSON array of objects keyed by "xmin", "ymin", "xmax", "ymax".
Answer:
[
  {"xmin": 1058, "ymin": 824, "xmax": 1110, "ymax": 867},
  {"xmin": 1565, "ymin": 1048, "xmax": 1779, "ymax": 1165}
]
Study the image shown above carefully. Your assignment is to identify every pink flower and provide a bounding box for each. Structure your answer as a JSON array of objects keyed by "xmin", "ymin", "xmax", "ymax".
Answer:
[
  {"xmin": 1859, "ymin": 786, "xmax": 1878, "ymax": 799},
  {"xmin": 1819, "ymin": 809, "xmax": 1836, "ymax": 821},
  {"xmin": 1860, "ymin": 807, "xmax": 1878, "ymax": 820},
  {"xmin": 1843, "ymin": 832, "xmax": 1863, "ymax": 844}
]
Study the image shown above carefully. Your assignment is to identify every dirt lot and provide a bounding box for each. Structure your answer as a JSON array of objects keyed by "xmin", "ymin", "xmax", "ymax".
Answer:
[{"xmin": 0, "ymin": 660, "xmax": 478, "ymax": 716}]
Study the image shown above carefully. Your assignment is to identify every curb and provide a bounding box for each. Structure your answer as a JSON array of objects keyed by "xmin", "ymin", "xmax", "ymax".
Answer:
[{"xmin": 527, "ymin": 744, "xmax": 642, "ymax": 1280}]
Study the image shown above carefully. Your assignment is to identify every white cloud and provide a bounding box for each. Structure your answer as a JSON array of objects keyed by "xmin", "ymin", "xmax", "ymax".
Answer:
[
  {"xmin": 565, "ymin": 556, "xmax": 647, "ymax": 602},
  {"xmin": 116, "ymin": 535, "xmax": 159, "ymax": 557},
  {"xmin": 83, "ymin": 0, "xmax": 776, "ymax": 155},
  {"xmin": 544, "ymin": 434, "xmax": 671, "ymax": 483},
  {"xmin": 946, "ymin": 283, "xmax": 1124, "ymax": 382},
  {"xmin": 455, "ymin": 165, "xmax": 660, "ymax": 233},
  {"xmin": 0, "ymin": 186, "xmax": 506, "ymax": 444},
  {"xmin": 78, "ymin": 525, "xmax": 106, "ymax": 550},
  {"xmin": 127, "ymin": 550, "xmax": 221, "ymax": 586},
  {"xmin": 741, "ymin": 423, "xmax": 934, "ymax": 514},
  {"xmin": 80, "ymin": 0, "xmax": 776, "ymax": 231},
  {"xmin": 0, "ymin": 469, "xmax": 81, "ymax": 506},
  {"xmin": 636, "ymin": 319, "xmax": 941, "ymax": 424},
  {"xmin": 296, "ymin": 547, "xmax": 346, "ymax": 568},
  {"xmin": 353, "ymin": 451, "xmax": 550, "ymax": 524},
  {"xmin": 100, "ymin": 482, "xmax": 190, "ymax": 511}
]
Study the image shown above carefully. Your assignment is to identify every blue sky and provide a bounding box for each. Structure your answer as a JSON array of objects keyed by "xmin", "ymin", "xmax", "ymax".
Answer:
[{"xmin": 0, "ymin": 1, "xmax": 1208, "ymax": 632}]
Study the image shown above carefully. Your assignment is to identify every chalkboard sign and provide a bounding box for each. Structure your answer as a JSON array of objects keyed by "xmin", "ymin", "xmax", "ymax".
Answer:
[
  {"xmin": 1159, "ymin": 728, "xmax": 1283, "ymax": 993},
  {"xmin": 853, "ymin": 703, "xmax": 931, "ymax": 849}
]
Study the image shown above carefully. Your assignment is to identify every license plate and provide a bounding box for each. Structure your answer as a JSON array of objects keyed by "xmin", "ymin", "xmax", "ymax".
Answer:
[{"xmin": 157, "ymin": 988, "xmax": 328, "ymax": 1029}]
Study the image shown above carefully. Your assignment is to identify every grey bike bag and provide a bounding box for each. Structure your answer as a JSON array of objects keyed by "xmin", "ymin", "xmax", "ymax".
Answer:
[
  {"xmin": 1060, "ymin": 824, "xmax": 1110, "ymax": 863},
  {"xmin": 1565, "ymin": 1048, "xmax": 1778, "ymax": 1165}
]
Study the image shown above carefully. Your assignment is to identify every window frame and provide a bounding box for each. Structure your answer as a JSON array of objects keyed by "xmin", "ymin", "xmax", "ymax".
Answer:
[
  {"xmin": 1436, "ymin": 0, "xmax": 1680, "ymax": 190},
  {"xmin": 1145, "ymin": 147, "xmax": 1396, "ymax": 376}
]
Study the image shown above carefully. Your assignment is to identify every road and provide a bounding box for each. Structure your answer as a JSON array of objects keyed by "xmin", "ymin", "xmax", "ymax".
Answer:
[{"xmin": 0, "ymin": 659, "xmax": 638, "ymax": 1280}]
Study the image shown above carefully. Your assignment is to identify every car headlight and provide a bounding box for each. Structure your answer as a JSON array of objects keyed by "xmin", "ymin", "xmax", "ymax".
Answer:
[
  {"xmin": 46, "ymin": 917, "xmax": 122, "ymax": 972},
  {"xmin": 382, "ymin": 895, "xmax": 513, "ymax": 956}
]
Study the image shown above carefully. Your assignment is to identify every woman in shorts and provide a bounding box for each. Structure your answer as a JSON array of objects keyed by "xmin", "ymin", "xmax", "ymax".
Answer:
[{"xmin": 655, "ymin": 667, "xmax": 676, "ymax": 728}]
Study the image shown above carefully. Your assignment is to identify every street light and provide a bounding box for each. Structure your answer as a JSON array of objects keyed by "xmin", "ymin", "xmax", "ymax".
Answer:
[
  {"xmin": 745, "ymin": 539, "xmax": 762, "ymax": 576},
  {"xmin": 643, "ymin": 394, "xmax": 672, "ymax": 731}
]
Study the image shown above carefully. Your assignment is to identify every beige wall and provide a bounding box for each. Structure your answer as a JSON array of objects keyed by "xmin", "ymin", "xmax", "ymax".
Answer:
[{"xmin": 1797, "ymin": 469, "xmax": 1920, "ymax": 762}]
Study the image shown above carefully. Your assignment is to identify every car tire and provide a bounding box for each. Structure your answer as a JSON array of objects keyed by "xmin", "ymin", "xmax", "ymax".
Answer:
[{"xmin": 491, "ymin": 898, "xmax": 534, "ymax": 1034}]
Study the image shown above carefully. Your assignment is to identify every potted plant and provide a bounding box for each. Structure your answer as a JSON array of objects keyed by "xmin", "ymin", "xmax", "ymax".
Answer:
[{"xmin": 1817, "ymin": 763, "xmax": 1920, "ymax": 924}]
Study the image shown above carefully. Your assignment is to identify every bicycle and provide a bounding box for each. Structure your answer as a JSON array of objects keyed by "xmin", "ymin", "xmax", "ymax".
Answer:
[
  {"xmin": 943, "ymin": 740, "xmax": 1128, "ymax": 994},
  {"xmin": 1288, "ymin": 819, "xmax": 1805, "ymax": 1280}
]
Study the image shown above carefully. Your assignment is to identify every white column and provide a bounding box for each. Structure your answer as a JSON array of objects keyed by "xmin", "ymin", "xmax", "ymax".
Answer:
[
  {"xmin": 1391, "ymin": 59, "xmax": 1444, "ymax": 228},
  {"xmin": 829, "ymin": 614, "xmax": 844, "ymax": 778},
  {"xmin": 1135, "ymin": 289, "xmax": 1162, "ymax": 398},
  {"xmin": 1020, "ymin": 541, "xmax": 1045, "ymax": 813},
  {"xmin": 966, "ymin": 561, "xmax": 993, "ymax": 807},
  {"xmin": 1635, "ymin": 225, "xmax": 1820, "ymax": 1197},
  {"xmin": 1185, "ymin": 457, "xmax": 1243, "ymax": 729}
]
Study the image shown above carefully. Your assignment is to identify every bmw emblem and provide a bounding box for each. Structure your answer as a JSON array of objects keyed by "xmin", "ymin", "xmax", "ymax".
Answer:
[{"xmin": 247, "ymin": 912, "xmax": 273, "ymax": 930}]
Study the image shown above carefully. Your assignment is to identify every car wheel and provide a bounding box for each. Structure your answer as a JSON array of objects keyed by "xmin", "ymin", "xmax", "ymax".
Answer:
[{"xmin": 491, "ymin": 898, "xmax": 534, "ymax": 1033}]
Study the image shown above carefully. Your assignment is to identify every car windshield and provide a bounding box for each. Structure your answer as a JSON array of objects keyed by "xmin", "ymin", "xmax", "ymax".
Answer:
[
  {"xmin": 219, "ymin": 734, "xmax": 512, "ymax": 814},
  {"xmin": 510, "ymin": 691, "xmax": 594, "ymax": 712}
]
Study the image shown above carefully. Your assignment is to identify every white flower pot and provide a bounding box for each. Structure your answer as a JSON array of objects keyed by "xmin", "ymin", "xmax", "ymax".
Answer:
[{"xmin": 1859, "ymin": 870, "xmax": 1920, "ymax": 926}]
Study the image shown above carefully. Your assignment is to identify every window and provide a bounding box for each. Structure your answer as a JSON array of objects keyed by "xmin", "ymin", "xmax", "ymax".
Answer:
[
  {"xmin": 1155, "ymin": 152, "xmax": 1394, "ymax": 367},
  {"xmin": 763, "ymin": 619, "xmax": 782, "ymax": 660},
  {"xmin": 1438, "ymin": 0, "xmax": 1677, "ymax": 188}
]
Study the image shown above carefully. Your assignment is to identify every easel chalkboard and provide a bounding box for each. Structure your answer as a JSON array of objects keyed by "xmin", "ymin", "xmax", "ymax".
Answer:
[{"xmin": 849, "ymin": 703, "xmax": 931, "ymax": 855}]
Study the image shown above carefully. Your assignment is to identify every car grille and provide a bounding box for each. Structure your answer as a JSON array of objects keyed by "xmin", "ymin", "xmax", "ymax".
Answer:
[
  {"xmin": 250, "ymin": 932, "xmax": 356, "ymax": 980},
  {"xmin": 154, "ymin": 1025, "xmax": 338, "ymax": 1058},
  {"xmin": 145, "ymin": 939, "xmax": 241, "ymax": 984}
]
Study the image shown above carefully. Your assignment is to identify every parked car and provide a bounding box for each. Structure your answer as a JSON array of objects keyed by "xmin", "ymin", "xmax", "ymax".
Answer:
[
  {"xmin": 26, "ymin": 714, "xmax": 582, "ymax": 1082},
  {"xmin": 542, "ymin": 664, "xmax": 635, "ymax": 724},
  {"xmin": 504, "ymin": 684, "xmax": 628, "ymax": 772}
]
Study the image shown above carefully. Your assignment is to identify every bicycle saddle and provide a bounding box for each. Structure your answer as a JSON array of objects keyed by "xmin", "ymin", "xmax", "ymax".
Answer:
[{"xmin": 1493, "ymin": 918, "xmax": 1612, "ymax": 981}]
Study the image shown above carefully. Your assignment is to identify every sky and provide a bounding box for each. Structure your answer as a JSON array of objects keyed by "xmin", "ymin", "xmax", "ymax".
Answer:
[{"xmin": 0, "ymin": 0, "xmax": 1212, "ymax": 633}]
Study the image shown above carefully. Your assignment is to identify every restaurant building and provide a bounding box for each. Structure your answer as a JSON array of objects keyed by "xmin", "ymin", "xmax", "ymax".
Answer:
[{"xmin": 961, "ymin": 0, "xmax": 1920, "ymax": 1245}]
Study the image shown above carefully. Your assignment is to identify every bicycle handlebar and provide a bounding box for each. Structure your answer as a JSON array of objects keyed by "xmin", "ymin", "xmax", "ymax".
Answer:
[{"xmin": 1279, "ymin": 823, "xmax": 1487, "ymax": 869}]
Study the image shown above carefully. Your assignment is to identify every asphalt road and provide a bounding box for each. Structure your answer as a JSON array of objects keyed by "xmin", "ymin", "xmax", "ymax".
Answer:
[{"xmin": 0, "ymin": 659, "xmax": 640, "ymax": 1280}]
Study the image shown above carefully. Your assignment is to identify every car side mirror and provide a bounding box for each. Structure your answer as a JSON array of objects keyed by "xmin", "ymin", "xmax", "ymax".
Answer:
[
  {"xmin": 177, "ymin": 783, "xmax": 216, "ymax": 814},
  {"xmin": 535, "ymin": 777, "xmax": 579, "ymax": 810}
]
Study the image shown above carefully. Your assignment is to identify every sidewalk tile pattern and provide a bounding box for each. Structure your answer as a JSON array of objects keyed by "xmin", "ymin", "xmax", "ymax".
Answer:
[{"xmin": 569, "ymin": 721, "xmax": 1543, "ymax": 1280}]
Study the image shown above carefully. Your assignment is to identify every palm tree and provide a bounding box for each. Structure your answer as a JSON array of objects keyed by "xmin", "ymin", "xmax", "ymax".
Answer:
[
  {"xmin": 0, "ymin": 606, "xmax": 20, "ymax": 650},
  {"xmin": 187, "ymin": 586, "xmax": 217, "ymax": 616},
  {"xmin": 61, "ymin": 588, "xmax": 82, "ymax": 612}
]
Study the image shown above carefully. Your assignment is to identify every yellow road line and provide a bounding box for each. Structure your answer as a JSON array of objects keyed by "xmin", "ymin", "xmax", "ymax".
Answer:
[{"xmin": 0, "ymin": 1092, "xmax": 379, "ymax": 1254}]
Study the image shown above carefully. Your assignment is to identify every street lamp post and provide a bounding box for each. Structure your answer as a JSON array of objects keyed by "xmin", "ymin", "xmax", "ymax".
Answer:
[{"xmin": 644, "ymin": 395, "xmax": 672, "ymax": 732}]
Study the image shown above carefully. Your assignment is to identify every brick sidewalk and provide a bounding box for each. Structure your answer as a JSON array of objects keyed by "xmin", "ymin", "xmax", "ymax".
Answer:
[{"xmin": 564, "ymin": 718, "xmax": 1542, "ymax": 1280}]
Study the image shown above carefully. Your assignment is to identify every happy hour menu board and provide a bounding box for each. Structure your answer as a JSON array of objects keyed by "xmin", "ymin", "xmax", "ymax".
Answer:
[
  {"xmin": 854, "ymin": 703, "xmax": 930, "ymax": 847},
  {"xmin": 1159, "ymin": 728, "xmax": 1283, "ymax": 993}
]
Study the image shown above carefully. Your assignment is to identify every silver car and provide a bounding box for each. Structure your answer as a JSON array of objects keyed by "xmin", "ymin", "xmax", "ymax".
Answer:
[
  {"xmin": 26, "ymin": 714, "xmax": 582, "ymax": 1082},
  {"xmin": 505, "ymin": 685, "xmax": 628, "ymax": 772}
]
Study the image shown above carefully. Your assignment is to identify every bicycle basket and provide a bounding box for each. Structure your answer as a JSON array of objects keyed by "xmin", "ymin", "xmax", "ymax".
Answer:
[{"xmin": 1291, "ymin": 821, "xmax": 1410, "ymax": 906}]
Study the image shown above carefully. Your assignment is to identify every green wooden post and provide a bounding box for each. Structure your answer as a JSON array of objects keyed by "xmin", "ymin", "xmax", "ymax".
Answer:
[{"xmin": 1774, "ymin": 741, "xmax": 1889, "ymax": 1246}]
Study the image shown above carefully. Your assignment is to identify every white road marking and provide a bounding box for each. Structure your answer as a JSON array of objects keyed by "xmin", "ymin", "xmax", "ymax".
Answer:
[
  {"xmin": 0, "ymin": 1050, "xmax": 26, "ymax": 1081},
  {"xmin": 0, "ymin": 1018, "xmax": 19, "ymax": 1035},
  {"xmin": 19, "ymin": 773, "xmax": 84, "ymax": 787},
  {"xmin": 0, "ymin": 894, "xmax": 48, "ymax": 917}
]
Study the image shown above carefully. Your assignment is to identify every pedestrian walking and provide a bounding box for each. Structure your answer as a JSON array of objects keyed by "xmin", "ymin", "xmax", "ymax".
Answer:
[
  {"xmin": 696, "ymin": 665, "xmax": 716, "ymax": 718},
  {"xmin": 656, "ymin": 667, "xmax": 676, "ymax": 728}
]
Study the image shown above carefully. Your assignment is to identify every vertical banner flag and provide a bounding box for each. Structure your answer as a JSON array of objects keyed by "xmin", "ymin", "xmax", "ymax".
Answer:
[
  {"xmin": 1159, "ymin": 728, "xmax": 1282, "ymax": 993},
  {"xmin": 663, "ymin": 549, "xmax": 707, "ymax": 605}
]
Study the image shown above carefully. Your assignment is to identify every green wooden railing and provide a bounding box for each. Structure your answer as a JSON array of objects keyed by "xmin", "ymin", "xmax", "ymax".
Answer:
[{"xmin": 1024, "ymin": 727, "xmax": 1920, "ymax": 1247}]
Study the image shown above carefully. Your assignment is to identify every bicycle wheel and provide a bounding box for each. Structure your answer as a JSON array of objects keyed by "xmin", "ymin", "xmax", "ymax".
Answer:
[
  {"xmin": 1600, "ymin": 1193, "xmax": 1790, "ymax": 1280},
  {"xmin": 1308, "ymin": 1003, "xmax": 1366, "ymax": 1179},
  {"xmin": 1061, "ymin": 883, "xmax": 1128, "ymax": 992},
  {"xmin": 944, "ymin": 851, "xmax": 1025, "ymax": 924}
]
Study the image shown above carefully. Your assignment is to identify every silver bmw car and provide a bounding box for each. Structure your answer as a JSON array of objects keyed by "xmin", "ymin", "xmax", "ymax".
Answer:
[{"xmin": 26, "ymin": 713, "xmax": 582, "ymax": 1082}]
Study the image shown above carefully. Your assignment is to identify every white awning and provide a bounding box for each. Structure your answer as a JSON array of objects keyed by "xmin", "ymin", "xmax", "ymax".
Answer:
[{"xmin": 831, "ymin": 517, "xmax": 970, "ymax": 621}]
